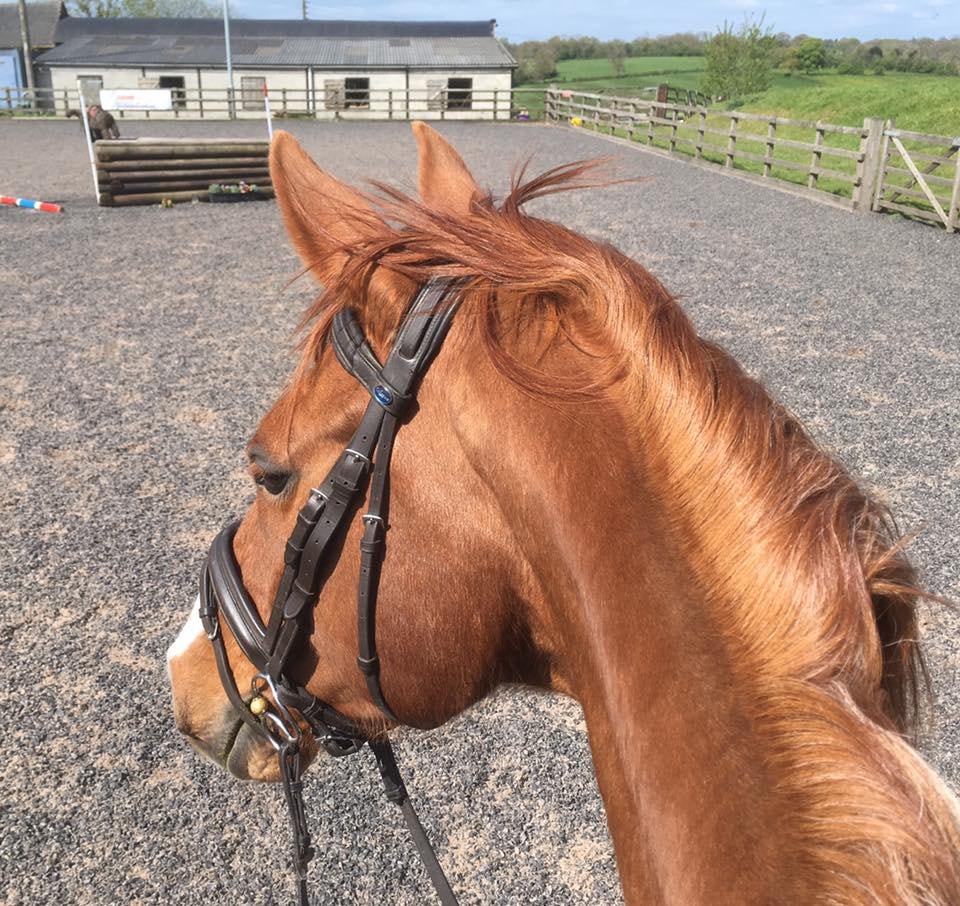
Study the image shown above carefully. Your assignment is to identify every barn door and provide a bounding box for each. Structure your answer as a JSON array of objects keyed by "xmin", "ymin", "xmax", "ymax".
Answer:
[
  {"xmin": 324, "ymin": 79, "xmax": 345, "ymax": 110},
  {"xmin": 426, "ymin": 79, "xmax": 445, "ymax": 112}
]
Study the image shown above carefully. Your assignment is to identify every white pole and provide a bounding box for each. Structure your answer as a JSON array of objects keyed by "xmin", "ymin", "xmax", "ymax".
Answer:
[
  {"xmin": 263, "ymin": 80, "xmax": 273, "ymax": 140},
  {"xmin": 222, "ymin": 0, "xmax": 234, "ymax": 118},
  {"xmin": 77, "ymin": 79, "xmax": 99, "ymax": 204}
]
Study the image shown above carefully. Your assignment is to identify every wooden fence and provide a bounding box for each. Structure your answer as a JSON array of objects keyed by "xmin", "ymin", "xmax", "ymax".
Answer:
[
  {"xmin": 873, "ymin": 128, "xmax": 960, "ymax": 231},
  {"xmin": 1, "ymin": 85, "xmax": 545, "ymax": 121},
  {"xmin": 94, "ymin": 138, "xmax": 272, "ymax": 206},
  {"xmin": 546, "ymin": 89, "xmax": 960, "ymax": 232}
]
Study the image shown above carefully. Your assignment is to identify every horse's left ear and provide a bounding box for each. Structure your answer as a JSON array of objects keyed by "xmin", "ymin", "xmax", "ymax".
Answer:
[
  {"xmin": 269, "ymin": 130, "xmax": 384, "ymax": 281},
  {"xmin": 412, "ymin": 122, "xmax": 480, "ymax": 215}
]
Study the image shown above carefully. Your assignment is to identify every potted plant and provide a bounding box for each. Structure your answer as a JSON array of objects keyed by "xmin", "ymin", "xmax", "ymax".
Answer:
[{"xmin": 208, "ymin": 181, "xmax": 266, "ymax": 203}]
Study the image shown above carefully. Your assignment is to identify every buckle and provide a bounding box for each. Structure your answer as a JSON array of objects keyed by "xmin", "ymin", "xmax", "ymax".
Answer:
[{"xmin": 250, "ymin": 673, "xmax": 303, "ymax": 752}]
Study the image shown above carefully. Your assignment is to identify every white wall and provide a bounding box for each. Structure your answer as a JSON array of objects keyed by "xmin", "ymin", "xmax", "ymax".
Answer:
[
  {"xmin": 47, "ymin": 66, "xmax": 515, "ymax": 120},
  {"xmin": 406, "ymin": 70, "xmax": 512, "ymax": 120},
  {"xmin": 309, "ymin": 69, "xmax": 406, "ymax": 120}
]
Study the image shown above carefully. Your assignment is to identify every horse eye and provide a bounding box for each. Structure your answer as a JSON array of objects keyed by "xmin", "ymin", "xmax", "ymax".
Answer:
[{"xmin": 255, "ymin": 470, "xmax": 291, "ymax": 496}]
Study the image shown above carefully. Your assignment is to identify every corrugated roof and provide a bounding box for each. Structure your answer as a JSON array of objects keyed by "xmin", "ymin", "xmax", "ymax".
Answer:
[
  {"xmin": 54, "ymin": 16, "xmax": 500, "ymax": 41},
  {"xmin": 37, "ymin": 28, "xmax": 516, "ymax": 69},
  {"xmin": 0, "ymin": 2, "xmax": 65, "ymax": 49}
]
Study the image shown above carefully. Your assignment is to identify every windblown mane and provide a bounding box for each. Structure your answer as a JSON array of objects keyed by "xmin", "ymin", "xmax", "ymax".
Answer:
[{"xmin": 294, "ymin": 163, "xmax": 960, "ymax": 903}]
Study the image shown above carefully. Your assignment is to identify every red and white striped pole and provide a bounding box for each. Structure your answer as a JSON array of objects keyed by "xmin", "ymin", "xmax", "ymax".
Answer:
[
  {"xmin": 263, "ymin": 80, "xmax": 273, "ymax": 141},
  {"xmin": 1, "ymin": 195, "xmax": 63, "ymax": 213}
]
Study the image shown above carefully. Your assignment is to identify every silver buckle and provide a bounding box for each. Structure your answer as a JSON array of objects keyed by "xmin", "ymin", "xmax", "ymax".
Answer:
[{"xmin": 251, "ymin": 672, "xmax": 303, "ymax": 751}]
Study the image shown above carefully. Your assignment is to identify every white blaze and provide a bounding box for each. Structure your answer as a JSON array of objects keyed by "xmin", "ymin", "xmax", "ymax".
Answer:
[{"xmin": 167, "ymin": 595, "xmax": 204, "ymax": 664}]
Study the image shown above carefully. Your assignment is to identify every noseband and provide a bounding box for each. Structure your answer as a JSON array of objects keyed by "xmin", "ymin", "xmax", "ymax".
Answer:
[{"xmin": 198, "ymin": 278, "xmax": 462, "ymax": 905}]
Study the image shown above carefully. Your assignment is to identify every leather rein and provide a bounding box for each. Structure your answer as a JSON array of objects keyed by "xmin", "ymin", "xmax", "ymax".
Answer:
[{"xmin": 198, "ymin": 277, "xmax": 462, "ymax": 905}]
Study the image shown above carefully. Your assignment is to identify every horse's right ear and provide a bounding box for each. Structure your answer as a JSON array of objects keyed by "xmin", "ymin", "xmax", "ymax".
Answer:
[{"xmin": 269, "ymin": 130, "xmax": 384, "ymax": 280}]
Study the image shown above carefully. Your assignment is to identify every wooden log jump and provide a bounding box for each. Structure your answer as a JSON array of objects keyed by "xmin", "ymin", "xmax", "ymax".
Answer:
[{"xmin": 94, "ymin": 138, "xmax": 272, "ymax": 206}]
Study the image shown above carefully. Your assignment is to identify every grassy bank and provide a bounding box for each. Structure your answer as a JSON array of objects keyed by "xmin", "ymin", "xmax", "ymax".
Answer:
[
  {"xmin": 518, "ymin": 58, "xmax": 960, "ymax": 135},
  {"xmin": 519, "ymin": 60, "xmax": 958, "ymax": 214}
]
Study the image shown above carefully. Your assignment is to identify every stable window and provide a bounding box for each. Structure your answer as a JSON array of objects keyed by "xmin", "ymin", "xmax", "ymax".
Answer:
[
  {"xmin": 158, "ymin": 75, "xmax": 186, "ymax": 109},
  {"xmin": 241, "ymin": 76, "xmax": 266, "ymax": 111},
  {"xmin": 344, "ymin": 77, "xmax": 370, "ymax": 109},
  {"xmin": 446, "ymin": 77, "xmax": 472, "ymax": 110}
]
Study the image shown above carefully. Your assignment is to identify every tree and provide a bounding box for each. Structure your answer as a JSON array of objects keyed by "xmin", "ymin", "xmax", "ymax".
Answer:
[
  {"xmin": 701, "ymin": 15, "xmax": 774, "ymax": 101},
  {"xmin": 795, "ymin": 37, "xmax": 826, "ymax": 72},
  {"xmin": 606, "ymin": 39, "xmax": 627, "ymax": 77},
  {"xmin": 515, "ymin": 44, "xmax": 557, "ymax": 83},
  {"xmin": 69, "ymin": 0, "xmax": 123, "ymax": 14},
  {"xmin": 69, "ymin": 0, "xmax": 218, "ymax": 14}
]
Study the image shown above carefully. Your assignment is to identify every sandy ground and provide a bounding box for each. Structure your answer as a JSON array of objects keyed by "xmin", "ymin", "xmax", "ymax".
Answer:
[{"xmin": 1, "ymin": 118, "xmax": 958, "ymax": 905}]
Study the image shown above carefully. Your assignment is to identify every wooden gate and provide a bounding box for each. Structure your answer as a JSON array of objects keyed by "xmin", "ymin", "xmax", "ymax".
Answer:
[{"xmin": 873, "ymin": 129, "xmax": 960, "ymax": 232}]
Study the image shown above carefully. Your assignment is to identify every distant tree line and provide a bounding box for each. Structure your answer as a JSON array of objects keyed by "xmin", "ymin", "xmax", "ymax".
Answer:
[
  {"xmin": 506, "ymin": 30, "xmax": 960, "ymax": 85},
  {"xmin": 68, "ymin": 0, "xmax": 219, "ymax": 15},
  {"xmin": 502, "ymin": 33, "xmax": 708, "ymax": 82}
]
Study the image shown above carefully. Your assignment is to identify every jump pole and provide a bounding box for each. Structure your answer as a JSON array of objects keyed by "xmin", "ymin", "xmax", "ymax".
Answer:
[
  {"xmin": 76, "ymin": 78, "xmax": 99, "ymax": 204},
  {"xmin": 264, "ymin": 80, "xmax": 273, "ymax": 140},
  {"xmin": 1, "ymin": 195, "xmax": 62, "ymax": 213}
]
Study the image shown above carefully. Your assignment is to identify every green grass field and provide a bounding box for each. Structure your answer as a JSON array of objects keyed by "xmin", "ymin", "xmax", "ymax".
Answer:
[
  {"xmin": 515, "ymin": 58, "xmax": 958, "ymax": 215},
  {"xmin": 517, "ymin": 57, "xmax": 959, "ymax": 134},
  {"xmin": 738, "ymin": 72, "xmax": 960, "ymax": 135}
]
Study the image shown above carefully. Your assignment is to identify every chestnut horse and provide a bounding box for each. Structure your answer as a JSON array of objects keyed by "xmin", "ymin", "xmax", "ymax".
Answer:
[{"xmin": 168, "ymin": 124, "xmax": 960, "ymax": 904}]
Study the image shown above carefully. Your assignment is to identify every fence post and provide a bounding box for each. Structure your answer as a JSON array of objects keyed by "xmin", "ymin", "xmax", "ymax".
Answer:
[
  {"xmin": 871, "ymin": 118, "xmax": 894, "ymax": 213},
  {"xmin": 695, "ymin": 108, "xmax": 706, "ymax": 159},
  {"xmin": 808, "ymin": 122, "xmax": 825, "ymax": 189},
  {"xmin": 763, "ymin": 117, "xmax": 776, "ymax": 177},
  {"xmin": 4, "ymin": 87, "xmax": 11, "ymax": 115},
  {"xmin": 655, "ymin": 82, "xmax": 668, "ymax": 120},
  {"xmin": 669, "ymin": 106, "xmax": 678, "ymax": 152},
  {"xmin": 947, "ymin": 138, "xmax": 960, "ymax": 233},
  {"xmin": 725, "ymin": 113, "xmax": 739, "ymax": 168},
  {"xmin": 854, "ymin": 116, "xmax": 885, "ymax": 212}
]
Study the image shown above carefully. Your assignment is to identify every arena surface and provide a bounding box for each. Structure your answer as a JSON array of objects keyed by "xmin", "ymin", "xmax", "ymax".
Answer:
[{"xmin": 2, "ymin": 118, "xmax": 958, "ymax": 904}]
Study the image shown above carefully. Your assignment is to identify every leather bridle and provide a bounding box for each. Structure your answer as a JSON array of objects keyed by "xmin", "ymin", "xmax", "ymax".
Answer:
[{"xmin": 197, "ymin": 277, "xmax": 463, "ymax": 905}]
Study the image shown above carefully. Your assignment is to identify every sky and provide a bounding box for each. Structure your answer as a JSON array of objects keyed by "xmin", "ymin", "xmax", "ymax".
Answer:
[{"xmin": 229, "ymin": 0, "xmax": 960, "ymax": 42}]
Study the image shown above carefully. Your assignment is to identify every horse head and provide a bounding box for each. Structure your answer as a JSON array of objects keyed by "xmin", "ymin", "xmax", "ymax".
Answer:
[{"xmin": 168, "ymin": 123, "xmax": 960, "ymax": 905}]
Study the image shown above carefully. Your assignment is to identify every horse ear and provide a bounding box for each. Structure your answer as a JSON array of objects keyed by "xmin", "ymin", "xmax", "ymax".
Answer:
[
  {"xmin": 412, "ymin": 121, "xmax": 480, "ymax": 215},
  {"xmin": 269, "ymin": 130, "xmax": 383, "ymax": 277}
]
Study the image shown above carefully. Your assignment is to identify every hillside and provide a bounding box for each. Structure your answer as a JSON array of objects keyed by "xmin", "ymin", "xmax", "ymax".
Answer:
[{"xmin": 517, "ymin": 58, "xmax": 960, "ymax": 134}]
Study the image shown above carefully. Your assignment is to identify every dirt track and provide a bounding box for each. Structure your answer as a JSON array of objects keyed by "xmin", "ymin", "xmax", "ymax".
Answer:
[{"xmin": 1, "ymin": 118, "xmax": 958, "ymax": 905}]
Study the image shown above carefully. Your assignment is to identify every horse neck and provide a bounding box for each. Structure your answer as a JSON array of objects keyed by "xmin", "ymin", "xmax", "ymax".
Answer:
[
  {"xmin": 452, "ymin": 297, "xmax": 960, "ymax": 904},
  {"xmin": 493, "ymin": 404, "xmax": 794, "ymax": 902}
]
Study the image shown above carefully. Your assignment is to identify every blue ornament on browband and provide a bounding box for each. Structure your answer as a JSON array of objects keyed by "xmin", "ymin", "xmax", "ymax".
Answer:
[{"xmin": 374, "ymin": 385, "xmax": 393, "ymax": 407}]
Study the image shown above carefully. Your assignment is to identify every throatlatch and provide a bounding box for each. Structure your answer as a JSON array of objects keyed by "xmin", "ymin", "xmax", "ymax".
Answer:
[{"xmin": 198, "ymin": 278, "xmax": 462, "ymax": 905}]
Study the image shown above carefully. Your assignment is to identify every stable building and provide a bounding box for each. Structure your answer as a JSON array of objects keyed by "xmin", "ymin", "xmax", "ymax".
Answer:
[
  {"xmin": 35, "ymin": 16, "xmax": 516, "ymax": 119},
  {"xmin": 0, "ymin": 1, "xmax": 65, "ymax": 102}
]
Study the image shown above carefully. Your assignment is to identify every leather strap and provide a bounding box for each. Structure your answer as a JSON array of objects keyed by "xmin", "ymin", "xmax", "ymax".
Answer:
[{"xmin": 198, "ymin": 277, "xmax": 464, "ymax": 906}]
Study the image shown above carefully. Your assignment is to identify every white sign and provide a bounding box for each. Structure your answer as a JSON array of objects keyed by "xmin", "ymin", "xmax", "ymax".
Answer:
[{"xmin": 100, "ymin": 88, "xmax": 173, "ymax": 111}]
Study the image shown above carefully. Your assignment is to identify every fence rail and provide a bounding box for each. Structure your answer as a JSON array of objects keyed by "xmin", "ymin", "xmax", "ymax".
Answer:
[
  {"xmin": 1, "ymin": 85, "xmax": 546, "ymax": 121},
  {"xmin": 5, "ymin": 82, "xmax": 958, "ymax": 232},
  {"xmin": 546, "ymin": 89, "xmax": 960, "ymax": 232}
]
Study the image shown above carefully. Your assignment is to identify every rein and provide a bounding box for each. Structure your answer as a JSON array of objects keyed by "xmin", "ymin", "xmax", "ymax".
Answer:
[{"xmin": 198, "ymin": 278, "xmax": 462, "ymax": 905}]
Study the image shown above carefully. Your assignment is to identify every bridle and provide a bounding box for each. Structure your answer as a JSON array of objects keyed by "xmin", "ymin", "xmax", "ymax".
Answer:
[{"xmin": 197, "ymin": 277, "xmax": 463, "ymax": 905}]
